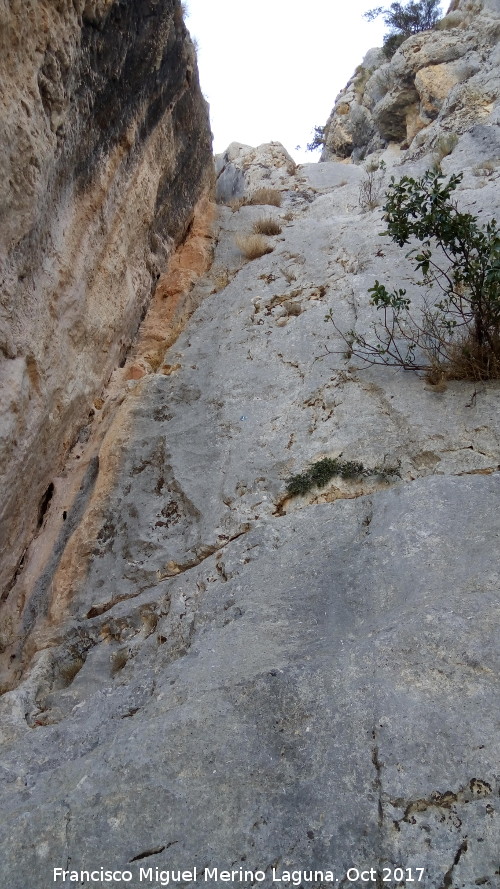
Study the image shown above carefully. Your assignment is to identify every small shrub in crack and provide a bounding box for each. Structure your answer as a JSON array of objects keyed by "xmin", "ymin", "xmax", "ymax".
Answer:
[
  {"xmin": 285, "ymin": 456, "xmax": 400, "ymax": 497},
  {"xmin": 359, "ymin": 159, "xmax": 386, "ymax": 211},
  {"xmin": 111, "ymin": 648, "xmax": 129, "ymax": 676}
]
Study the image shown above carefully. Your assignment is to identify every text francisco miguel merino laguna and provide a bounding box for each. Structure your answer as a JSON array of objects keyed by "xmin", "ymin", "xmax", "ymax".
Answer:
[{"xmin": 53, "ymin": 866, "xmax": 352, "ymax": 885}]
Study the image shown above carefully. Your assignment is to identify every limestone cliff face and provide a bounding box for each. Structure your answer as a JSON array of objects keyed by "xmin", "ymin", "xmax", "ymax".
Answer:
[
  {"xmin": 1, "ymin": 1, "xmax": 500, "ymax": 886},
  {"xmin": 2, "ymin": 132, "xmax": 500, "ymax": 881},
  {"xmin": 320, "ymin": 0, "xmax": 500, "ymax": 161},
  {"xmin": 0, "ymin": 0, "xmax": 213, "ymax": 603}
]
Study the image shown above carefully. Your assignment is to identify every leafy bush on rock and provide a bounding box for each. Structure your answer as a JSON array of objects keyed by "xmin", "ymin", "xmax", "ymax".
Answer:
[
  {"xmin": 328, "ymin": 169, "xmax": 500, "ymax": 381},
  {"xmin": 306, "ymin": 126, "xmax": 325, "ymax": 153}
]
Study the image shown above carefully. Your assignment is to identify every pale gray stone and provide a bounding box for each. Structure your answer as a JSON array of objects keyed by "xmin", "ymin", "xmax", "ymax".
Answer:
[
  {"xmin": 321, "ymin": 0, "xmax": 500, "ymax": 161},
  {"xmin": 0, "ymin": 477, "xmax": 499, "ymax": 887},
  {"xmin": 1, "ymin": 2, "xmax": 500, "ymax": 884}
]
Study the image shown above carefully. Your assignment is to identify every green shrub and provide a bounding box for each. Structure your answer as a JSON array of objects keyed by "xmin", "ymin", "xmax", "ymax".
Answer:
[
  {"xmin": 381, "ymin": 33, "xmax": 407, "ymax": 57},
  {"xmin": 328, "ymin": 170, "xmax": 500, "ymax": 381},
  {"xmin": 364, "ymin": 0, "xmax": 441, "ymax": 57},
  {"xmin": 285, "ymin": 457, "xmax": 400, "ymax": 497},
  {"xmin": 307, "ymin": 126, "xmax": 325, "ymax": 152}
]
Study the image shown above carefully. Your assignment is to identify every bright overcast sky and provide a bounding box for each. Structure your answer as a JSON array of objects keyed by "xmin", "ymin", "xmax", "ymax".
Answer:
[{"xmin": 185, "ymin": 0, "xmax": 448, "ymax": 164}]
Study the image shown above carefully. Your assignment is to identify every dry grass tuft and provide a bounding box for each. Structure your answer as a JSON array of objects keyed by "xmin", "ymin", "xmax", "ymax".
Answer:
[
  {"xmin": 236, "ymin": 234, "xmax": 274, "ymax": 260},
  {"xmin": 432, "ymin": 133, "xmax": 459, "ymax": 167},
  {"xmin": 228, "ymin": 196, "xmax": 245, "ymax": 211},
  {"xmin": 252, "ymin": 217, "xmax": 282, "ymax": 236},
  {"xmin": 59, "ymin": 657, "xmax": 85, "ymax": 687},
  {"xmin": 423, "ymin": 332, "xmax": 500, "ymax": 385},
  {"xmin": 473, "ymin": 159, "xmax": 497, "ymax": 177},
  {"xmin": 246, "ymin": 188, "xmax": 282, "ymax": 207}
]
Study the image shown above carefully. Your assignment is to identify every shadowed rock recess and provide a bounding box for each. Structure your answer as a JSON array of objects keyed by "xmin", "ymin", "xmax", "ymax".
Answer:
[
  {"xmin": 0, "ymin": 0, "xmax": 213, "ymax": 606},
  {"xmin": 1, "ymin": 1, "xmax": 500, "ymax": 887}
]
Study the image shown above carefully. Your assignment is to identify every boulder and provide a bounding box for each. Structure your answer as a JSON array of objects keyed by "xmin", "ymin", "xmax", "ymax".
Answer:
[{"xmin": 215, "ymin": 142, "xmax": 297, "ymax": 203}]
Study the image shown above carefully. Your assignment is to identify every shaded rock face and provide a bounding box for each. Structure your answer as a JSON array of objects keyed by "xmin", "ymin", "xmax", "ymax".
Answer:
[
  {"xmin": 320, "ymin": 0, "xmax": 500, "ymax": 161},
  {"xmin": 1, "ymin": 110, "xmax": 500, "ymax": 884},
  {"xmin": 0, "ymin": 0, "xmax": 213, "ymax": 603}
]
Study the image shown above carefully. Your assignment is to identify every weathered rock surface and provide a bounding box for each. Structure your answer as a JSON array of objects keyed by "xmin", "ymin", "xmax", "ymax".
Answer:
[
  {"xmin": 321, "ymin": 0, "xmax": 500, "ymax": 161},
  {"xmin": 0, "ymin": 0, "xmax": 213, "ymax": 604},
  {"xmin": 215, "ymin": 142, "xmax": 297, "ymax": 203},
  {"xmin": 1, "ymin": 115, "xmax": 500, "ymax": 884},
  {"xmin": 1, "ymin": 476, "xmax": 499, "ymax": 887},
  {"xmin": 2, "ymin": 1, "xmax": 500, "ymax": 885}
]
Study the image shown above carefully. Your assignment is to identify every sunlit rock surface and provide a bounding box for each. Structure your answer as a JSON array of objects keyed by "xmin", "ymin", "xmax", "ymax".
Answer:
[{"xmin": 321, "ymin": 0, "xmax": 500, "ymax": 160}]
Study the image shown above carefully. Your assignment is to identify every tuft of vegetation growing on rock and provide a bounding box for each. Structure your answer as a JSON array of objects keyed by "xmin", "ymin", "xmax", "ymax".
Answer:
[
  {"xmin": 328, "ymin": 169, "xmax": 500, "ymax": 382},
  {"xmin": 253, "ymin": 217, "xmax": 282, "ymax": 236},
  {"xmin": 285, "ymin": 457, "xmax": 400, "ymax": 497},
  {"xmin": 211, "ymin": 267, "xmax": 233, "ymax": 293},
  {"xmin": 432, "ymin": 132, "xmax": 458, "ymax": 168},
  {"xmin": 236, "ymin": 233, "xmax": 274, "ymax": 260},
  {"xmin": 359, "ymin": 159, "xmax": 386, "ymax": 211},
  {"xmin": 364, "ymin": 0, "xmax": 441, "ymax": 57},
  {"xmin": 246, "ymin": 188, "xmax": 282, "ymax": 207}
]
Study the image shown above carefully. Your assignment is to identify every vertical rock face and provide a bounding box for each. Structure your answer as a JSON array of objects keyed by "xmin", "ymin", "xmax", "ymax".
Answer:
[
  {"xmin": 0, "ymin": 0, "xmax": 213, "ymax": 602},
  {"xmin": 320, "ymin": 0, "xmax": 500, "ymax": 161},
  {"xmin": 1, "ymin": 1, "xmax": 500, "ymax": 886},
  {"xmin": 1, "ymin": 135, "xmax": 500, "ymax": 882}
]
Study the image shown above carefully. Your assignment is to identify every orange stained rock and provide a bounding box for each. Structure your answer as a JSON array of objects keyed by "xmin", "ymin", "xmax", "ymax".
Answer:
[{"xmin": 129, "ymin": 189, "xmax": 216, "ymax": 371}]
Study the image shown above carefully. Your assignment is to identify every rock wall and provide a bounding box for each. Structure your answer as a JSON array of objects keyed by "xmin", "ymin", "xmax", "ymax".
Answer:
[
  {"xmin": 1, "ymin": 1, "xmax": 500, "ymax": 886},
  {"xmin": 0, "ymin": 0, "xmax": 213, "ymax": 604},
  {"xmin": 320, "ymin": 0, "xmax": 500, "ymax": 161},
  {"xmin": 2, "ymin": 117, "xmax": 500, "ymax": 879}
]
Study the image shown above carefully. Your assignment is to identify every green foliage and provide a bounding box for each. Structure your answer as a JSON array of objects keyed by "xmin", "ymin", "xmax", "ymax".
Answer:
[
  {"xmin": 328, "ymin": 170, "xmax": 500, "ymax": 380},
  {"xmin": 285, "ymin": 457, "xmax": 400, "ymax": 497},
  {"xmin": 307, "ymin": 125, "xmax": 325, "ymax": 152},
  {"xmin": 364, "ymin": 0, "xmax": 441, "ymax": 56},
  {"xmin": 381, "ymin": 33, "xmax": 407, "ymax": 57},
  {"xmin": 364, "ymin": 0, "xmax": 441, "ymax": 32}
]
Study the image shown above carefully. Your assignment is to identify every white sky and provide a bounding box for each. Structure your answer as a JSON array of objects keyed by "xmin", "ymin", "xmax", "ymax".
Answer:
[{"xmin": 185, "ymin": 0, "xmax": 448, "ymax": 164}]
